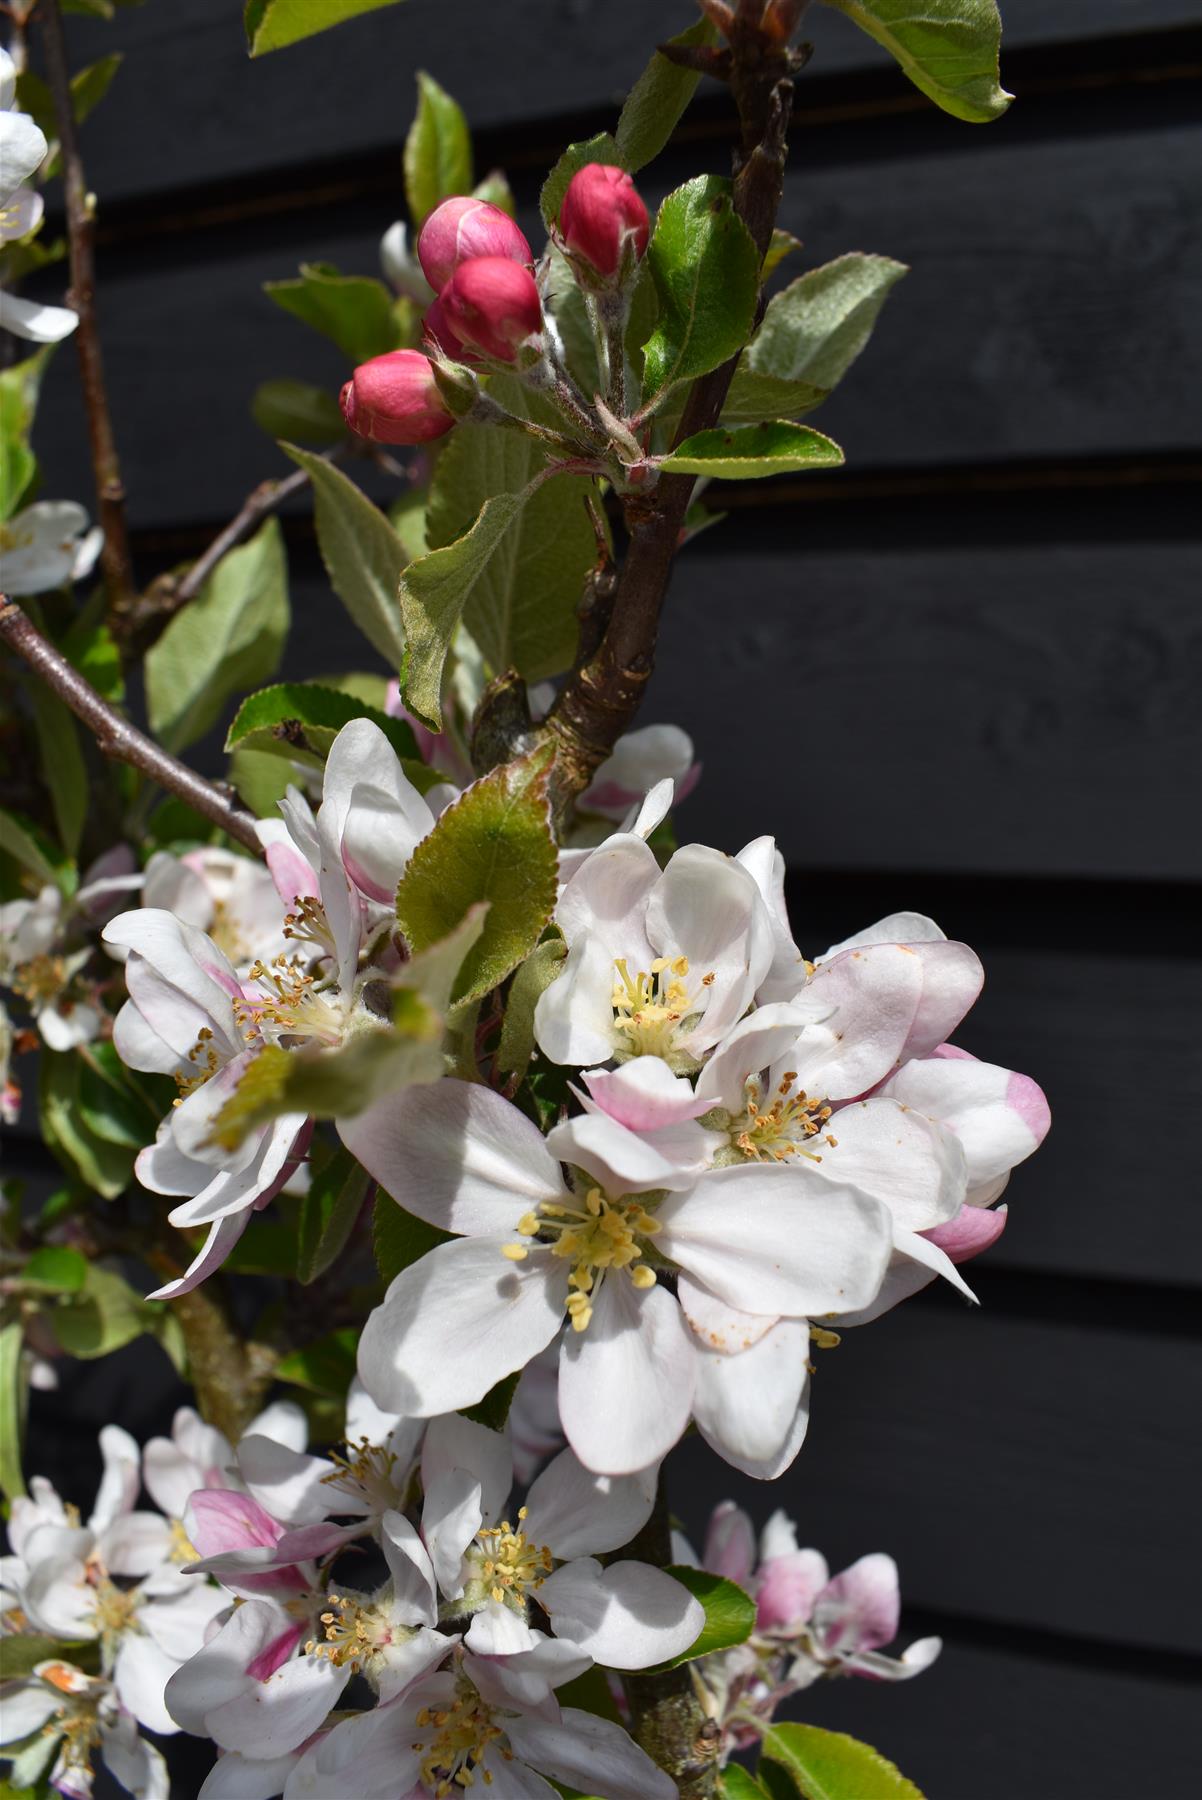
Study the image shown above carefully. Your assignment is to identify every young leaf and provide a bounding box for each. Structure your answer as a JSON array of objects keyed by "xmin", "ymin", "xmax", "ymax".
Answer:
[
  {"xmin": 425, "ymin": 375, "xmax": 601, "ymax": 684},
  {"xmin": 50, "ymin": 1265, "xmax": 164, "ymax": 1360},
  {"xmin": 472, "ymin": 169, "xmax": 516, "ymax": 217},
  {"xmin": 246, "ymin": 0, "xmax": 408, "ymax": 56},
  {"xmin": 22, "ymin": 1246, "xmax": 88, "ymax": 1292},
  {"xmin": 145, "ymin": 518, "xmax": 289, "ymax": 754},
  {"xmin": 495, "ymin": 934, "xmax": 567, "ymax": 1078},
  {"xmin": 281, "ymin": 447, "xmax": 408, "ymax": 669},
  {"xmin": 398, "ymin": 485, "xmax": 534, "ymax": 730},
  {"xmin": 658, "ymin": 421, "xmax": 844, "ymax": 480},
  {"xmin": 760, "ymin": 1723, "xmax": 927, "ymax": 1800},
  {"xmin": 395, "ymin": 746, "xmax": 558, "ymax": 1008},
  {"xmin": 817, "ymin": 0, "xmax": 1011, "ymax": 123},
  {"xmin": 225, "ymin": 681, "xmax": 423, "ymax": 772},
  {"xmin": 275, "ymin": 1327, "xmax": 359, "ymax": 1394},
  {"xmin": 746, "ymin": 254, "xmax": 908, "ymax": 393},
  {"xmin": 28, "ymin": 685, "xmax": 87, "ymax": 856},
  {"xmin": 264, "ymin": 262, "xmax": 401, "ymax": 363},
  {"xmin": 650, "ymin": 1567, "xmax": 757, "ymax": 1668},
  {"xmin": 722, "ymin": 1770, "xmax": 774, "ymax": 1800},
  {"xmin": 641, "ymin": 176, "xmax": 760, "ymax": 403},
  {"xmin": 404, "ymin": 72, "xmax": 473, "ymax": 227},
  {"xmin": 252, "ymin": 377, "xmax": 346, "ymax": 445},
  {"xmin": 615, "ymin": 16, "xmax": 718, "ymax": 172},
  {"xmin": 297, "ymin": 1145, "xmax": 372, "ymax": 1284},
  {"xmin": 0, "ymin": 1320, "xmax": 27, "ymax": 1502},
  {"xmin": 40, "ymin": 1051, "xmax": 135, "ymax": 1198},
  {"xmin": 540, "ymin": 132, "xmax": 624, "ymax": 232},
  {"xmin": 0, "ymin": 347, "xmax": 52, "ymax": 522},
  {"xmin": 75, "ymin": 1042, "xmax": 163, "ymax": 1149},
  {"xmin": 763, "ymin": 229, "xmax": 804, "ymax": 280},
  {"xmin": 373, "ymin": 1190, "xmax": 452, "ymax": 1283},
  {"xmin": 462, "ymin": 1371, "xmax": 521, "ymax": 1431},
  {"xmin": 0, "ymin": 807, "xmax": 72, "ymax": 895}
]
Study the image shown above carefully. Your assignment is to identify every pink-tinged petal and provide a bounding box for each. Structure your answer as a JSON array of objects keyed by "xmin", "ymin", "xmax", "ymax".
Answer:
[
  {"xmin": 113, "ymin": 1631, "xmax": 181, "ymax": 1735},
  {"xmin": 238, "ymin": 1436, "xmax": 340, "ymax": 1527},
  {"xmin": 794, "ymin": 943, "xmax": 925, "ymax": 1099},
  {"xmin": 756, "ymin": 1547, "xmax": 830, "ymax": 1631},
  {"xmin": 207, "ymin": 1653, "xmax": 352, "ymax": 1756},
  {"xmin": 263, "ymin": 837, "xmax": 319, "ymax": 908},
  {"xmin": 903, "ymin": 941, "xmax": 984, "ymax": 1058},
  {"xmin": 892, "ymin": 1226, "xmax": 978, "ymax": 1303},
  {"xmin": 339, "ymin": 1080, "xmax": 564, "ymax": 1234},
  {"xmin": 421, "ymin": 1415, "xmax": 513, "ymax": 1528},
  {"xmin": 580, "ymin": 1058, "xmax": 709, "ymax": 1131},
  {"xmin": 186, "ymin": 1489, "xmax": 284, "ymax": 1557},
  {"xmin": 883, "ymin": 1053, "xmax": 1049, "ymax": 1185},
  {"xmin": 692, "ymin": 1319, "xmax": 809, "ymax": 1476},
  {"xmin": 558, "ymin": 1278, "xmax": 694, "ymax": 1476},
  {"xmin": 812, "ymin": 1552, "xmax": 902, "ymax": 1655},
  {"xmin": 145, "ymin": 1211, "xmax": 253, "ymax": 1301},
  {"xmin": 655, "ymin": 1167, "xmax": 893, "ymax": 1319},
  {"xmin": 735, "ymin": 835, "xmax": 806, "ymax": 1003},
  {"xmin": 245, "ymin": 1623, "xmax": 305, "ymax": 1682},
  {"xmin": 523, "ymin": 1448, "xmax": 656, "ymax": 1561},
  {"xmin": 579, "ymin": 724, "xmax": 695, "ymax": 820},
  {"xmin": 844, "ymin": 1634, "xmax": 943, "ymax": 1682},
  {"xmin": 694, "ymin": 1002, "xmax": 813, "ymax": 1113},
  {"xmin": 925, "ymin": 1201, "xmax": 1008, "ymax": 1261},
  {"xmin": 820, "ymin": 912, "xmax": 947, "ymax": 958},
  {"xmin": 702, "ymin": 1501, "xmax": 756, "ymax": 1585},
  {"xmin": 340, "ymin": 771, "xmax": 435, "ymax": 903},
  {"xmin": 164, "ymin": 1600, "xmax": 289, "ymax": 1733},
  {"xmin": 813, "ymin": 1097, "xmax": 967, "ymax": 1234},
  {"xmin": 507, "ymin": 1707, "xmax": 677, "ymax": 1800},
  {"xmin": 676, "ymin": 1273, "xmax": 778, "ymax": 1356},
  {"xmin": 645, "ymin": 844, "xmax": 774, "ymax": 1054},
  {"xmin": 537, "ymin": 1558, "xmax": 703, "ymax": 1669},
  {"xmin": 547, "ymin": 1110, "xmax": 696, "ymax": 1196},
  {"xmin": 357, "ymin": 1238, "xmax": 566, "ymax": 1418}
]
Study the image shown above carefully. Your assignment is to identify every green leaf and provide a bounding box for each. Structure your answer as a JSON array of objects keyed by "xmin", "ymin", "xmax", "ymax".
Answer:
[
  {"xmin": 461, "ymin": 1370, "xmax": 521, "ymax": 1431},
  {"xmin": 658, "ymin": 421, "xmax": 844, "ymax": 480},
  {"xmin": 760, "ymin": 1723, "xmax": 927, "ymax": 1800},
  {"xmin": 540, "ymin": 132, "xmax": 624, "ymax": 232},
  {"xmin": 472, "ymin": 169, "xmax": 516, "ymax": 217},
  {"xmin": 275, "ymin": 1326, "xmax": 358, "ymax": 1394},
  {"xmin": 281, "ymin": 447, "xmax": 408, "ymax": 669},
  {"xmin": 818, "ymin": 0, "xmax": 1011, "ymax": 122},
  {"xmin": 50, "ymin": 1265, "xmax": 163, "ymax": 1360},
  {"xmin": 373, "ymin": 1190, "xmax": 452, "ymax": 1282},
  {"xmin": 265, "ymin": 262, "xmax": 401, "ymax": 362},
  {"xmin": 145, "ymin": 518, "xmax": 289, "ymax": 753},
  {"xmin": 722, "ymin": 1770, "xmax": 774, "ymax": 1800},
  {"xmin": 495, "ymin": 934, "xmax": 566, "ymax": 1077},
  {"xmin": 615, "ymin": 17, "xmax": 718, "ymax": 172},
  {"xmin": 28, "ymin": 686, "xmax": 86, "ymax": 856},
  {"xmin": 0, "ymin": 348, "xmax": 52, "ymax": 522},
  {"xmin": 297, "ymin": 1145, "xmax": 371, "ymax": 1284},
  {"xmin": 763, "ymin": 228, "xmax": 804, "ymax": 279},
  {"xmin": 715, "ymin": 369, "xmax": 830, "ymax": 427},
  {"xmin": 425, "ymin": 374, "xmax": 601, "ymax": 685},
  {"xmin": 395, "ymin": 746, "xmax": 558, "ymax": 1008},
  {"xmin": 746, "ymin": 254, "xmax": 908, "ymax": 394},
  {"xmin": 404, "ymin": 71, "xmax": 473, "ymax": 228},
  {"xmin": 245, "ymin": 0, "xmax": 408, "ymax": 56},
  {"xmin": 39, "ymin": 1053, "xmax": 134, "ymax": 1198},
  {"xmin": 222, "ymin": 1217, "xmax": 299, "ymax": 1276},
  {"xmin": 229, "ymin": 744, "xmax": 295, "ymax": 819},
  {"xmin": 252, "ymin": 377, "xmax": 346, "ymax": 445},
  {"xmin": 398, "ymin": 485, "xmax": 534, "ymax": 730},
  {"xmin": 15, "ymin": 54, "xmax": 123, "ymax": 139},
  {"xmin": 0, "ymin": 1320, "xmax": 27, "ymax": 1501},
  {"xmin": 224, "ymin": 681, "xmax": 421, "ymax": 770},
  {"xmin": 76, "ymin": 1042, "xmax": 161, "ymax": 1148},
  {"xmin": 0, "ymin": 808, "xmax": 72, "ymax": 896},
  {"xmin": 0, "ymin": 1634, "xmax": 83, "ymax": 1680},
  {"xmin": 641, "ymin": 175, "xmax": 760, "ymax": 403},
  {"xmin": 60, "ymin": 616, "xmax": 122, "ymax": 704},
  {"xmin": 22, "ymin": 1246, "xmax": 88, "ymax": 1292},
  {"xmin": 652, "ymin": 1567, "xmax": 756, "ymax": 1668}
]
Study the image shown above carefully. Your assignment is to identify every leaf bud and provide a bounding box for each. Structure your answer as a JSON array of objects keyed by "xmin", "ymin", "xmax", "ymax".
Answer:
[
  {"xmin": 440, "ymin": 257, "xmax": 544, "ymax": 363},
  {"xmin": 559, "ymin": 163, "xmax": 650, "ymax": 282},
  {"xmin": 416, "ymin": 195, "xmax": 533, "ymax": 291},
  {"xmin": 339, "ymin": 348, "xmax": 456, "ymax": 444}
]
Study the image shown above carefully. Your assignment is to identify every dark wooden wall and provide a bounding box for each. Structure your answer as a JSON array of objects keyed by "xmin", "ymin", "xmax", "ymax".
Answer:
[{"xmin": 16, "ymin": 2, "xmax": 1202, "ymax": 1795}]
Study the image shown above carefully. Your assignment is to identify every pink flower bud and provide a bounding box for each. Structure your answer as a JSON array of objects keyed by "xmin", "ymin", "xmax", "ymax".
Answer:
[
  {"xmin": 416, "ymin": 196, "xmax": 533, "ymax": 291},
  {"xmin": 422, "ymin": 293, "xmax": 480, "ymax": 365},
  {"xmin": 441, "ymin": 257, "xmax": 543, "ymax": 363},
  {"xmin": 560, "ymin": 163, "xmax": 650, "ymax": 279},
  {"xmin": 339, "ymin": 348, "xmax": 455, "ymax": 444}
]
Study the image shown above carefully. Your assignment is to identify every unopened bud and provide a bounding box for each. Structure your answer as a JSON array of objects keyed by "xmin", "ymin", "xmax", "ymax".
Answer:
[
  {"xmin": 339, "ymin": 349, "xmax": 455, "ymax": 444},
  {"xmin": 416, "ymin": 196, "xmax": 533, "ymax": 291},
  {"xmin": 441, "ymin": 257, "xmax": 543, "ymax": 363},
  {"xmin": 560, "ymin": 163, "xmax": 649, "ymax": 281},
  {"xmin": 422, "ymin": 293, "xmax": 480, "ymax": 365}
]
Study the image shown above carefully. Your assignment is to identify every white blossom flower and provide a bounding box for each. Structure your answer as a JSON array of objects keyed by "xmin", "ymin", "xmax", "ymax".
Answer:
[
  {"xmin": 577, "ymin": 722, "xmax": 699, "ymax": 820},
  {"xmin": 0, "ymin": 1660, "xmax": 168, "ymax": 1800},
  {"xmin": 0, "ymin": 501, "xmax": 102, "ymax": 594},
  {"xmin": 343, "ymin": 1080, "xmax": 893, "ymax": 1474},
  {"xmin": 141, "ymin": 847, "xmax": 290, "ymax": 973},
  {"xmin": 1, "ymin": 850, "xmax": 140, "ymax": 1052},
  {"xmin": 1, "ymin": 51, "xmax": 76, "ymax": 342}
]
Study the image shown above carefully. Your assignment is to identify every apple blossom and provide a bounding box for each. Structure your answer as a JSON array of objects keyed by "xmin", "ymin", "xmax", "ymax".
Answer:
[
  {"xmin": 560, "ymin": 162, "xmax": 650, "ymax": 280},
  {"xmin": 140, "ymin": 847, "xmax": 290, "ymax": 974},
  {"xmin": 0, "ymin": 1661, "xmax": 169, "ymax": 1800},
  {"xmin": 1, "ymin": 52, "xmax": 77, "ymax": 341},
  {"xmin": 1, "ymin": 848, "xmax": 141, "ymax": 1051},
  {"xmin": 578, "ymin": 721, "xmax": 699, "ymax": 821},
  {"xmin": 0, "ymin": 501, "xmax": 103, "ymax": 595},
  {"xmin": 416, "ymin": 194, "xmax": 532, "ymax": 291}
]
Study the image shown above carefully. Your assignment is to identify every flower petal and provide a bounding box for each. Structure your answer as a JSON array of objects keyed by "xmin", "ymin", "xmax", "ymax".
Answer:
[
  {"xmin": 523, "ymin": 1447, "xmax": 656, "ymax": 1560},
  {"xmin": 692, "ymin": 1319, "xmax": 809, "ymax": 1474},
  {"xmin": 813, "ymin": 1097, "xmax": 967, "ymax": 1233},
  {"xmin": 507, "ymin": 1708, "xmax": 677, "ymax": 1800},
  {"xmin": 537, "ymin": 1557, "xmax": 703, "ymax": 1669},
  {"xmin": 558, "ymin": 1278, "xmax": 694, "ymax": 1475}
]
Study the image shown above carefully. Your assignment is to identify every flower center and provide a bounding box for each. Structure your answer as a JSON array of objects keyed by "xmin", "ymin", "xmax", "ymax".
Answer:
[
  {"xmin": 416, "ymin": 1693, "xmax": 510, "ymax": 1797},
  {"xmin": 731, "ymin": 1073, "xmax": 836, "ymax": 1163},
  {"xmin": 11, "ymin": 953, "xmax": 68, "ymax": 1009},
  {"xmin": 37, "ymin": 1665, "xmax": 102, "ymax": 1777},
  {"xmin": 240, "ymin": 955, "xmax": 347, "ymax": 1046},
  {"xmin": 504, "ymin": 1187, "xmax": 661, "ymax": 1331},
  {"xmin": 89, "ymin": 1576, "xmax": 139, "ymax": 1649},
  {"xmin": 306, "ymin": 1590, "xmax": 397, "ymax": 1673},
  {"xmin": 320, "ymin": 1435, "xmax": 406, "ymax": 1513},
  {"xmin": 611, "ymin": 954, "xmax": 714, "ymax": 1061},
  {"xmin": 168, "ymin": 1517, "xmax": 198, "ymax": 1564},
  {"xmin": 474, "ymin": 1507, "xmax": 553, "ymax": 1606}
]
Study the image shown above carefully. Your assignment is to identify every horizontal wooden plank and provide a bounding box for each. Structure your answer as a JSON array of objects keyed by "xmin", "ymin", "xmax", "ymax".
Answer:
[
  {"xmin": 670, "ymin": 1305, "xmax": 1202, "ymax": 1653},
  {"xmin": 62, "ymin": 0, "xmax": 1202, "ymax": 206},
  {"xmin": 771, "ymin": 1640, "xmax": 1202, "ymax": 1800},
  {"xmin": 31, "ymin": 122, "xmax": 1202, "ymax": 531}
]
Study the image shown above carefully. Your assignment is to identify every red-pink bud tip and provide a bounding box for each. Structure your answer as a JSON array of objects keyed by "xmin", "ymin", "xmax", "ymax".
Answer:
[
  {"xmin": 560, "ymin": 163, "xmax": 650, "ymax": 279},
  {"xmin": 339, "ymin": 349, "xmax": 455, "ymax": 445},
  {"xmin": 422, "ymin": 293, "xmax": 481, "ymax": 366},
  {"xmin": 416, "ymin": 196, "xmax": 533, "ymax": 292},
  {"xmin": 441, "ymin": 257, "xmax": 543, "ymax": 364}
]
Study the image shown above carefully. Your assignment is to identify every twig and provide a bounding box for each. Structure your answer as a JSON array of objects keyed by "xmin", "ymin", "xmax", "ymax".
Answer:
[
  {"xmin": 39, "ymin": 0, "xmax": 134, "ymax": 634},
  {"xmin": 174, "ymin": 464, "xmax": 312, "ymax": 609},
  {"xmin": 0, "ymin": 597, "xmax": 262, "ymax": 853}
]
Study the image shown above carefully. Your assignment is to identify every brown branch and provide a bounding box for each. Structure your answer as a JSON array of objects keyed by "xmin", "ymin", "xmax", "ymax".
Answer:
[
  {"xmin": 0, "ymin": 597, "xmax": 262, "ymax": 853},
  {"xmin": 40, "ymin": 0, "xmax": 134, "ymax": 634},
  {"xmin": 543, "ymin": 20, "xmax": 797, "ymax": 806}
]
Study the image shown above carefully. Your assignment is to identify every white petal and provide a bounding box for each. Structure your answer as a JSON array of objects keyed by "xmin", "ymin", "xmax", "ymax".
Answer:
[
  {"xmin": 0, "ymin": 1679, "xmax": 60, "ymax": 1741},
  {"xmin": 820, "ymin": 913, "xmax": 946, "ymax": 958},
  {"xmin": 735, "ymin": 835, "xmax": 806, "ymax": 1003},
  {"xmin": 0, "ymin": 110, "xmax": 47, "ymax": 191},
  {"xmin": 144, "ymin": 1210, "xmax": 253, "ymax": 1301},
  {"xmin": 537, "ymin": 1558, "xmax": 703, "ymax": 1668},
  {"xmin": 199, "ymin": 1749, "xmax": 303, "ymax": 1800},
  {"xmin": 692, "ymin": 1319, "xmax": 810, "ymax": 1473},
  {"xmin": 238, "ymin": 1436, "xmax": 339, "ymax": 1527},
  {"xmin": 421, "ymin": 1414, "xmax": 513, "ymax": 1527},
  {"xmin": 99, "ymin": 1712, "xmax": 170, "ymax": 1800},
  {"xmin": 792, "ymin": 943, "xmax": 925, "ymax": 1099},
  {"xmin": 645, "ymin": 844, "xmax": 773, "ymax": 1054},
  {"xmin": 89, "ymin": 1424, "xmax": 140, "ymax": 1532},
  {"xmin": 558, "ymin": 1278, "xmax": 694, "ymax": 1475},
  {"xmin": 164, "ymin": 1599, "xmax": 285, "ymax": 1735},
  {"xmin": 207, "ymin": 1655, "xmax": 350, "ymax": 1756},
  {"xmin": 379, "ymin": 1508, "xmax": 438, "ymax": 1624},
  {"xmin": 357, "ymin": 1238, "xmax": 565, "ymax": 1417},
  {"xmin": 507, "ymin": 1708, "xmax": 677, "ymax": 1800},
  {"xmin": 463, "ymin": 1596, "xmax": 539, "ymax": 1656},
  {"xmin": 104, "ymin": 910, "xmax": 242, "ymax": 1058},
  {"xmin": 245, "ymin": 1400, "xmax": 309, "ymax": 1452},
  {"xmin": 813, "ymin": 1097, "xmax": 967, "ymax": 1233},
  {"xmin": 555, "ymin": 832, "xmax": 659, "ymax": 958},
  {"xmin": 98, "ymin": 1512, "xmax": 172, "ymax": 1578},
  {"xmin": 340, "ymin": 1079, "xmax": 564, "ymax": 1234},
  {"xmin": 675, "ymin": 1272, "xmax": 779, "ymax": 1355},
  {"xmin": 694, "ymin": 1001, "xmax": 813, "ymax": 1112},
  {"xmin": 533, "ymin": 934, "xmax": 621, "ymax": 1067},
  {"xmin": 0, "ymin": 290, "xmax": 78, "ymax": 343},
  {"xmin": 882, "ymin": 1053, "xmax": 1050, "ymax": 1184},
  {"xmin": 114, "ymin": 1630, "xmax": 182, "ymax": 1735},
  {"xmin": 547, "ymin": 1110, "xmax": 696, "ymax": 1196},
  {"xmin": 523, "ymin": 1447, "xmax": 656, "ymax": 1560}
]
